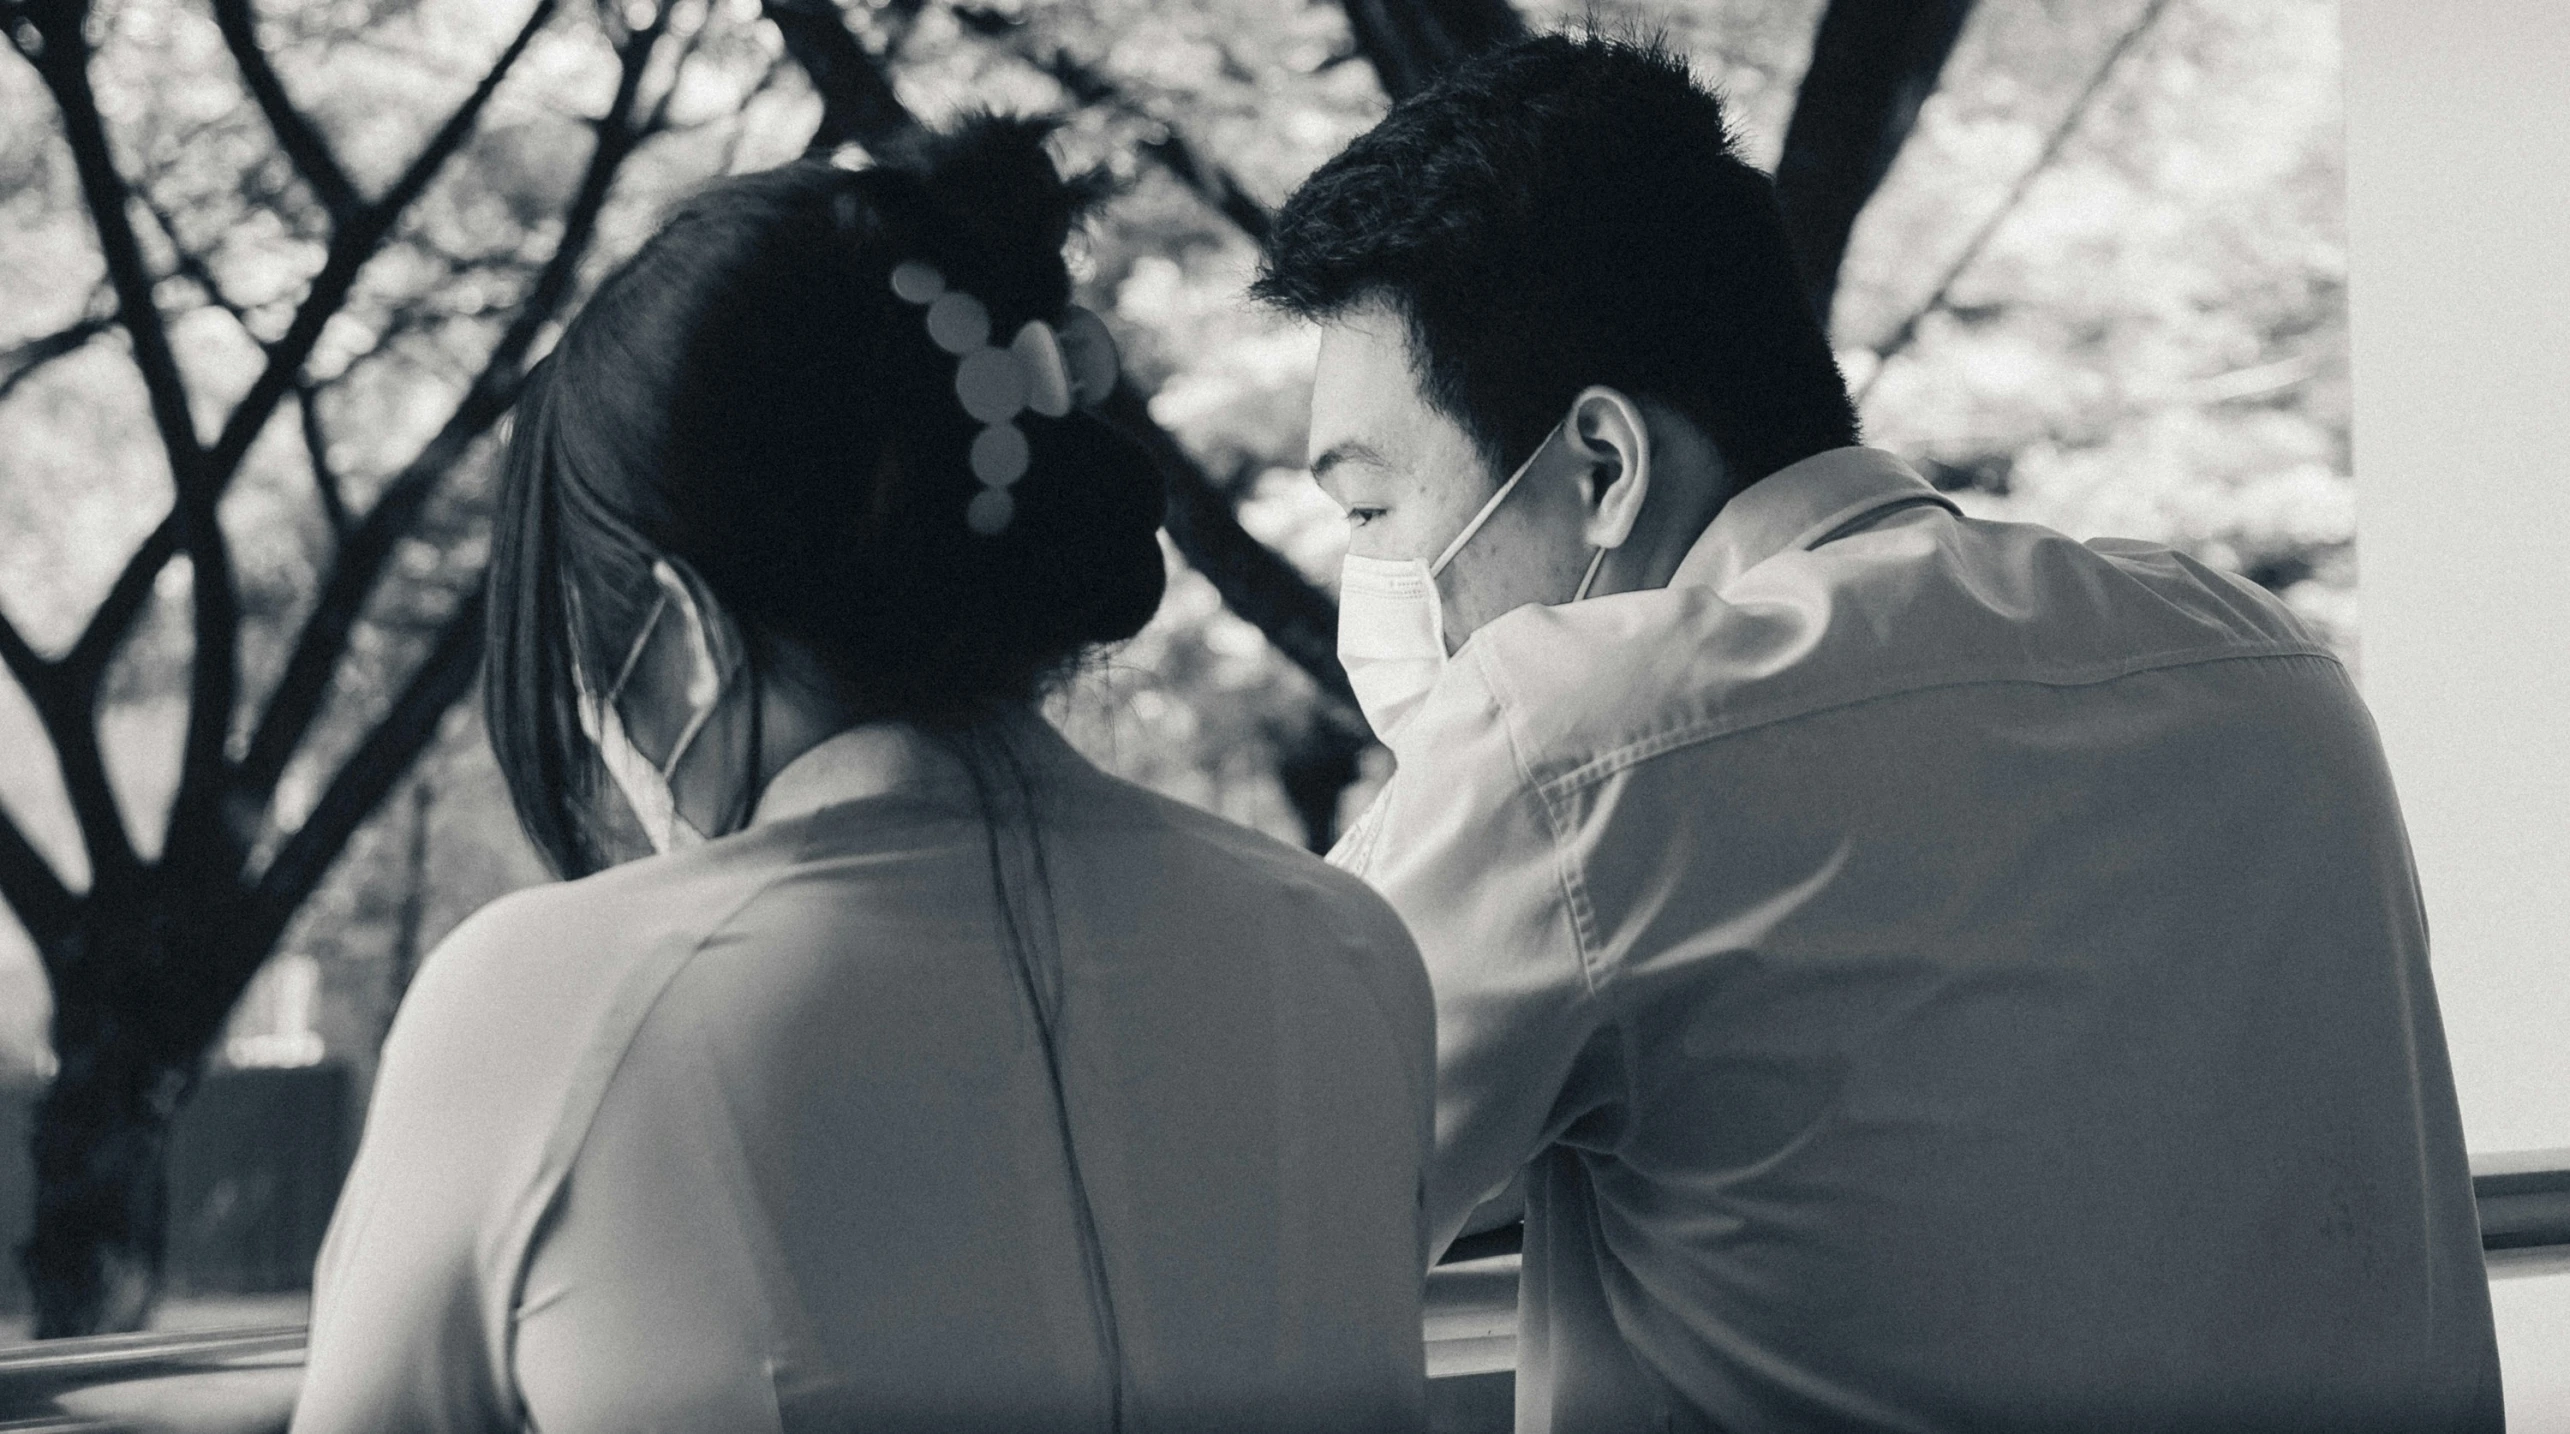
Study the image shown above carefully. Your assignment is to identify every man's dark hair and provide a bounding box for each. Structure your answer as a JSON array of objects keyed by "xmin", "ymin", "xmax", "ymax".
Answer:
[{"xmin": 1254, "ymin": 32, "xmax": 1860, "ymax": 483}]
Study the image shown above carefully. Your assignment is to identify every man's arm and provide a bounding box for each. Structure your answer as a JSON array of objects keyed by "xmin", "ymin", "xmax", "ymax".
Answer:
[{"xmin": 1338, "ymin": 681, "xmax": 1622, "ymax": 1260}]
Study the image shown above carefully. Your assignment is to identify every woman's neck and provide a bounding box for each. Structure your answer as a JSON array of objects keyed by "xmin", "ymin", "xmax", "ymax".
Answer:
[{"xmin": 663, "ymin": 651, "xmax": 860, "ymax": 839}]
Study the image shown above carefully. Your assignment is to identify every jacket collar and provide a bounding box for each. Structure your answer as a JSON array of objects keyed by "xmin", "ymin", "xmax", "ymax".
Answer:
[{"xmin": 1671, "ymin": 446, "xmax": 1958, "ymax": 593}]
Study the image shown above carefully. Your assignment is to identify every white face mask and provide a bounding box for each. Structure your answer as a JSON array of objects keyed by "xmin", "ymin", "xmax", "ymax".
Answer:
[
  {"xmin": 1336, "ymin": 425, "xmax": 1607, "ymax": 745},
  {"xmin": 574, "ymin": 561, "xmax": 727, "ymax": 854}
]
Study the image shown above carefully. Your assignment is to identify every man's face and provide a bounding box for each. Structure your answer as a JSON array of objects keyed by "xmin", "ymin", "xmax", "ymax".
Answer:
[{"xmin": 1307, "ymin": 300, "xmax": 1594, "ymax": 652}]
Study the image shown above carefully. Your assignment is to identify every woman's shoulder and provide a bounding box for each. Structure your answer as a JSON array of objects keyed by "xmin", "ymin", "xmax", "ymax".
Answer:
[
  {"xmin": 400, "ymin": 841, "xmax": 759, "ymax": 1016},
  {"xmin": 1059, "ymin": 763, "xmax": 1431, "ymax": 1023},
  {"xmin": 1070, "ymin": 763, "xmax": 1402, "ymax": 921},
  {"xmin": 374, "ymin": 831, "xmax": 806, "ymax": 1145}
]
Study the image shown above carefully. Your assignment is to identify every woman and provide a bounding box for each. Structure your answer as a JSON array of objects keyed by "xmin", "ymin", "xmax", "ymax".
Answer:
[{"xmin": 292, "ymin": 119, "xmax": 1434, "ymax": 1433}]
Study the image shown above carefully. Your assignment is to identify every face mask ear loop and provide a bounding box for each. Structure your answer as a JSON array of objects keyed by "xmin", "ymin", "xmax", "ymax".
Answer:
[
  {"xmin": 1572, "ymin": 545, "xmax": 1609, "ymax": 603},
  {"xmin": 1428, "ymin": 468, "xmax": 1525, "ymax": 577},
  {"xmin": 601, "ymin": 589, "xmax": 670, "ymax": 710},
  {"xmin": 658, "ymin": 684, "xmax": 723, "ymax": 785},
  {"xmin": 653, "ymin": 559, "xmax": 725, "ymax": 711},
  {"xmin": 1428, "ymin": 423, "xmax": 1563, "ymax": 579},
  {"xmin": 643, "ymin": 562, "xmax": 731, "ymax": 784}
]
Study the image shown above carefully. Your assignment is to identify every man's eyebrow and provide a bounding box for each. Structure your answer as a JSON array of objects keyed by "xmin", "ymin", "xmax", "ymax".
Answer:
[{"xmin": 1309, "ymin": 440, "xmax": 1389, "ymax": 481}]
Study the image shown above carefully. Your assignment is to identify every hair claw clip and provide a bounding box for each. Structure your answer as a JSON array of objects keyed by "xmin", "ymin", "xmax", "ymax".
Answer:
[{"xmin": 887, "ymin": 261, "xmax": 1122, "ymax": 536}]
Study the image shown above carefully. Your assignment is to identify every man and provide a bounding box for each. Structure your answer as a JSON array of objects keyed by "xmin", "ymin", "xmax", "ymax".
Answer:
[{"xmin": 1255, "ymin": 32, "xmax": 2501, "ymax": 1434}]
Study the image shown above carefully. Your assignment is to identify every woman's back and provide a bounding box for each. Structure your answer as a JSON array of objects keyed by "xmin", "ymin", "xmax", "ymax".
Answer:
[{"xmin": 293, "ymin": 721, "xmax": 1433, "ymax": 1433}]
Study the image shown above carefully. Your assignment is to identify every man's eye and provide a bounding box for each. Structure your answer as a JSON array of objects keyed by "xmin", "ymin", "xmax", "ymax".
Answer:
[{"xmin": 1346, "ymin": 507, "xmax": 1386, "ymax": 528}]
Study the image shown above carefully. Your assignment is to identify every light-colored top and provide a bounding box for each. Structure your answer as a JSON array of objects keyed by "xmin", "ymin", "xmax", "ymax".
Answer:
[
  {"xmin": 293, "ymin": 715, "xmax": 1435, "ymax": 1434},
  {"xmin": 1331, "ymin": 447, "xmax": 2502, "ymax": 1432}
]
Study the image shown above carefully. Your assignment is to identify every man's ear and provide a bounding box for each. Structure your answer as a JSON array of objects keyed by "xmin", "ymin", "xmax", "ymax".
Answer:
[{"xmin": 1561, "ymin": 386, "xmax": 1653, "ymax": 550}]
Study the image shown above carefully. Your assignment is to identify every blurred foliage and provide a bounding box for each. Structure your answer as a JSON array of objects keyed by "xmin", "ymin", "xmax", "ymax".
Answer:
[
  {"xmin": 1838, "ymin": 0, "xmax": 2354, "ymax": 646},
  {"xmin": 0, "ymin": 0, "xmax": 2350, "ymax": 1086}
]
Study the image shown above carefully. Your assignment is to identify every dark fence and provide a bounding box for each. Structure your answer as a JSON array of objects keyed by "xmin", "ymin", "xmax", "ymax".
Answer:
[{"xmin": 0, "ymin": 1065, "xmax": 350, "ymax": 1318}]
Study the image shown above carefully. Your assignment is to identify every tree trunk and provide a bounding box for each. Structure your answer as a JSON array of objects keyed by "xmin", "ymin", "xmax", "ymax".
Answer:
[
  {"xmin": 21, "ymin": 1052, "xmax": 183, "ymax": 1337},
  {"xmin": 1337, "ymin": 0, "xmax": 1526, "ymax": 102},
  {"xmin": 17, "ymin": 883, "xmax": 227, "ymax": 1337},
  {"xmin": 1774, "ymin": 0, "xmax": 1977, "ymax": 330},
  {"xmin": 22, "ymin": 975, "xmax": 181, "ymax": 1335},
  {"xmin": 1277, "ymin": 719, "xmax": 1369, "ymax": 853}
]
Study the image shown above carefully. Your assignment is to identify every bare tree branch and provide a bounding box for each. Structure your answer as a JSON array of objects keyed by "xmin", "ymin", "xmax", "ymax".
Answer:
[
  {"xmin": 0, "ymin": 562, "xmax": 101, "ymax": 945},
  {"xmin": 0, "ymin": 310, "xmax": 114, "ymax": 405},
  {"xmin": 1856, "ymin": 0, "xmax": 2172, "ymax": 402},
  {"xmin": 1334, "ymin": 0, "xmax": 1523, "ymax": 103},
  {"xmin": 763, "ymin": 0, "xmax": 920, "ymax": 152},
  {"xmin": 313, "ymin": 253, "xmax": 528, "ymax": 389},
  {"xmin": 235, "ymin": 11, "xmax": 669, "ymax": 816},
  {"xmin": 1276, "ymin": 711, "xmax": 1368, "ymax": 852},
  {"xmin": 502, "ymin": 14, "xmax": 666, "ymax": 343},
  {"xmin": 1138, "ymin": 131, "xmax": 1273, "ymax": 248},
  {"xmin": 0, "ymin": 800, "xmax": 78, "ymax": 955},
  {"xmin": 199, "ymin": 0, "xmax": 559, "ymax": 488},
  {"xmin": 24, "ymin": 0, "xmax": 558, "ymax": 861},
  {"xmin": 129, "ymin": 177, "xmax": 255, "ymax": 872},
  {"xmin": 1775, "ymin": 0, "xmax": 1977, "ymax": 330},
  {"xmin": 61, "ymin": 519, "xmax": 177, "ymax": 693},
  {"xmin": 951, "ymin": 6, "xmax": 1272, "ymax": 244},
  {"xmin": 242, "ymin": 590, "xmax": 483, "ymax": 966},
  {"xmin": 210, "ymin": 0, "xmax": 360, "ymax": 226},
  {"xmin": 24, "ymin": 0, "xmax": 208, "ymax": 482},
  {"xmin": 1100, "ymin": 386, "xmax": 1353, "ymax": 709},
  {"xmin": 35, "ymin": 692, "xmax": 136, "ymax": 885},
  {"xmin": 295, "ymin": 383, "xmax": 351, "ymax": 537},
  {"xmin": 0, "ymin": 604, "xmax": 141, "ymax": 882},
  {"xmin": 136, "ymin": 184, "xmax": 274, "ymax": 355},
  {"xmin": 230, "ymin": 358, "xmax": 510, "ymax": 816},
  {"xmin": 22, "ymin": 0, "xmax": 212, "ymax": 880},
  {"xmin": 0, "ymin": 603, "xmax": 52, "ymax": 705},
  {"xmin": 161, "ymin": 495, "xmax": 243, "ymax": 877}
]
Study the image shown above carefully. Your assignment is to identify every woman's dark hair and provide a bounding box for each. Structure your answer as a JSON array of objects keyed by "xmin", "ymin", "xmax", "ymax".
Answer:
[
  {"xmin": 485, "ymin": 118, "xmax": 1156, "ymax": 1426},
  {"xmin": 487, "ymin": 115, "xmax": 1163, "ymax": 879},
  {"xmin": 1252, "ymin": 32, "xmax": 1861, "ymax": 484}
]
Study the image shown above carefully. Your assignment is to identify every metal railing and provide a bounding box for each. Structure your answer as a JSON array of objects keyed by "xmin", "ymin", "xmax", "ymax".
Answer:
[
  {"xmin": 2472, "ymin": 1150, "xmax": 2570, "ymax": 1251},
  {"xmin": 0, "ymin": 1324, "xmax": 305, "ymax": 1432},
  {"xmin": 0, "ymin": 1168, "xmax": 2560, "ymax": 1434}
]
